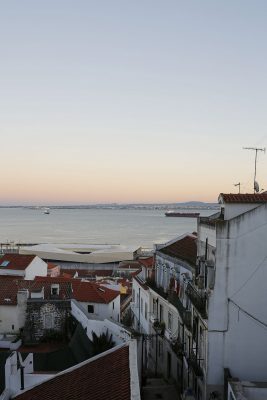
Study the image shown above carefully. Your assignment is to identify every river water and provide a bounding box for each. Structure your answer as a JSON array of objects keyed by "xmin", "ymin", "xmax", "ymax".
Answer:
[{"xmin": 0, "ymin": 208, "xmax": 215, "ymax": 248}]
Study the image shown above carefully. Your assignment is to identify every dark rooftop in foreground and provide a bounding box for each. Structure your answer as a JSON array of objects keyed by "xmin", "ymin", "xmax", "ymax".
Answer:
[{"xmin": 14, "ymin": 344, "xmax": 131, "ymax": 400}]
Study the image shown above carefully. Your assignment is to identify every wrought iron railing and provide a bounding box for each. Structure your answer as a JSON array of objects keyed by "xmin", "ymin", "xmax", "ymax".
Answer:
[
  {"xmin": 186, "ymin": 283, "xmax": 207, "ymax": 319},
  {"xmin": 171, "ymin": 337, "xmax": 184, "ymax": 359},
  {"xmin": 168, "ymin": 291, "xmax": 192, "ymax": 331},
  {"xmin": 145, "ymin": 279, "xmax": 168, "ymax": 299},
  {"xmin": 188, "ymin": 351, "xmax": 204, "ymax": 377}
]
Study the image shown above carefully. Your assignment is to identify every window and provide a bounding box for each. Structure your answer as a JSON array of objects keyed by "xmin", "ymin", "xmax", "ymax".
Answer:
[
  {"xmin": 145, "ymin": 302, "xmax": 148, "ymax": 320},
  {"xmin": 87, "ymin": 305, "xmax": 94, "ymax": 313},
  {"xmin": 112, "ymin": 302, "xmax": 114, "ymax": 310},
  {"xmin": 51, "ymin": 284, "xmax": 59, "ymax": 296},
  {"xmin": 159, "ymin": 304, "xmax": 163, "ymax": 322},
  {"xmin": 12, "ymin": 324, "xmax": 14, "ymax": 330},
  {"xmin": 0, "ymin": 261, "xmax": 10, "ymax": 267},
  {"xmin": 44, "ymin": 314, "xmax": 54, "ymax": 329},
  {"xmin": 141, "ymin": 298, "xmax": 143, "ymax": 315},
  {"xmin": 168, "ymin": 311, "xmax": 173, "ymax": 331},
  {"xmin": 152, "ymin": 298, "xmax": 156, "ymax": 315}
]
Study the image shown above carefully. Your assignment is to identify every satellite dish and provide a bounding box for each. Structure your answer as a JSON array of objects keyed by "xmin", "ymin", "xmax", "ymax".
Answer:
[{"xmin": 254, "ymin": 181, "xmax": 260, "ymax": 193}]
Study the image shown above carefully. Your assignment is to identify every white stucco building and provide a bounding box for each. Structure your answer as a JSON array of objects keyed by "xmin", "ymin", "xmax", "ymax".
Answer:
[
  {"xmin": 132, "ymin": 193, "xmax": 267, "ymax": 400},
  {"xmin": 200, "ymin": 193, "xmax": 267, "ymax": 398},
  {"xmin": 0, "ymin": 254, "xmax": 47, "ymax": 280}
]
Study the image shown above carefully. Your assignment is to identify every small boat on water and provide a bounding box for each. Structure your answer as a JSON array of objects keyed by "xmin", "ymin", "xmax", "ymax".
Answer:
[
  {"xmin": 43, "ymin": 208, "xmax": 50, "ymax": 215},
  {"xmin": 165, "ymin": 211, "xmax": 200, "ymax": 218}
]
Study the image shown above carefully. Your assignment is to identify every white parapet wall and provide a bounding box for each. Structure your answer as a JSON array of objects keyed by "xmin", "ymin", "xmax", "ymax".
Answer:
[
  {"xmin": 4, "ymin": 352, "xmax": 54, "ymax": 397},
  {"xmin": 71, "ymin": 299, "xmax": 132, "ymax": 344}
]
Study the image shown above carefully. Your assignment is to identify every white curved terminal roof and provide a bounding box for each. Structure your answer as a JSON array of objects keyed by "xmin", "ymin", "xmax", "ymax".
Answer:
[{"xmin": 20, "ymin": 243, "xmax": 140, "ymax": 264}]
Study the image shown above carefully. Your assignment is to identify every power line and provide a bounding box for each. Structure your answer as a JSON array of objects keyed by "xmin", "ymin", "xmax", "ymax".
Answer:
[
  {"xmin": 229, "ymin": 256, "xmax": 267, "ymax": 299},
  {"xmin": 228, "ymin": 299, "xmax": 267, "ymax": 330}
]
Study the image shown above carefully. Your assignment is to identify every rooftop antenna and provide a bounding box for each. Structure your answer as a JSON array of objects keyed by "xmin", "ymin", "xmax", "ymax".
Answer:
[
  {"xmin": 234, "ymin": 182, "xmax": 241, "ymax": 194},
  {"xmin": 243, "ymin": 147, "xmax": 265, "ymax": 193}
]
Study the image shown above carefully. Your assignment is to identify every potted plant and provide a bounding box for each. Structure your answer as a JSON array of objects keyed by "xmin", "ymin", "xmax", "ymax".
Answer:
[{"xmin": 153, "ymin": 320, "xmax": 165, "ymax": 336}]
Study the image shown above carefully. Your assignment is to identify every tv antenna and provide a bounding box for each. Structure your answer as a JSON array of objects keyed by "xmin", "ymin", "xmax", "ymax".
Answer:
[
  {"xmin": 234, "ymin": 182, "xmax": 241, "ymax": 194},
  {"xmin": 243, "ymin": 147, "xmax": 265, "ymax": 193}
]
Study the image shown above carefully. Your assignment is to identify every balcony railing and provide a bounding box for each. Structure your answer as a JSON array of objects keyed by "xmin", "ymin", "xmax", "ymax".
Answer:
[
  {"xmin": 168, "ymin": 291, "xmax": 192, "ymax": 331},
  {"xmin": 171, "ymin": 337, "xmax": 184, "ymax": 359},
  {"xmin": 146, "ymin": 279, "xmax": 168, "ymax": 299},
  {"xmin": 188, "ymin": 351, "xmax": 204, "ymax": 378},
  {"xmin": 146, "ymin": 280, "xmax": 192, "ymax": 331},
  {"xmin": 186, "ymin": 283, "xmax": 207, "ymax": 319}
]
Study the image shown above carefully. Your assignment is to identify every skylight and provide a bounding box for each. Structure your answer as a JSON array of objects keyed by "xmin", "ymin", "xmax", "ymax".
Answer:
[{"xmin": 0, "ymin": 261, "xmax": 10, "ymax": 267}]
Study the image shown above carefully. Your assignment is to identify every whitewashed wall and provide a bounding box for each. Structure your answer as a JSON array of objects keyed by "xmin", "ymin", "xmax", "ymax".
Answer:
[
  {"xmin": 207, "ymin": 203, "xmax": 267, "ymax": 393},
  {"xmin": 71, "ymin": 299, "xmax": 131, "ymax": 345},
  {"xmin": 24, "ymin": 257, "xmax": 47, "ymax": 280},
  {"xmin": 78, "ymin": 294, "xmax": 120, "ymax": 322}
]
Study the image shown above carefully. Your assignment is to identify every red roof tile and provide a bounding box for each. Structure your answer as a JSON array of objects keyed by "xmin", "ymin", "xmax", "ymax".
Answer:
[
  {"xmin": 0, "ymin": 254, "xmax": 36, "ymax": 271},
  {"xmin": 0, "ymin": 279, "xmax": 20, "ymax": 305},
  {"xmin": 0, "ymin": 276, "xmax": 120, "ymax": 305},
  {"xmin": 47, "ymin": 262, "xmax": 58, "ymax": 270},
  {"xmin": 14, "ymin": 345, "xmax": 131, "ymax": 400},
  {"xmin": 159, "ymin": 235, "xmax": 197, "ymax": 267},
  {"xmin": 219, "ymin": 193, "xmax": 267, "ymax": 203},
  {"xmin": 72, "ymin": 281, "xmax": 119, "ymax": 303},
  {"xmin": 138, "ymin": 257, "xmax": 154, "ymax": 269},
  {"xmin": 60, "ymin": 269, "xmax": 114, "ymax": 278}
]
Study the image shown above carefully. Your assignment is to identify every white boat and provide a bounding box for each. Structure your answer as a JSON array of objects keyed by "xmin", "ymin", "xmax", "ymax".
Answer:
[{"xmin": 43, "ymin": 208, "xmax": 50, "ymax": 214}]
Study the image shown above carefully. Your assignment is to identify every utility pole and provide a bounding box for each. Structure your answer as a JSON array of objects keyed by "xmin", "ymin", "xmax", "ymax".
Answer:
[{"xmin": 243, "ymin": 147, "xmax": 265, "ymax": 193}]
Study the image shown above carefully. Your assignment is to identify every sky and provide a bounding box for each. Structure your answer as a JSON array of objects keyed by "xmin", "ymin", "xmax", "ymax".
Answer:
[{"xmin": 1, "ymin": 0, "xmax": 267, "ymax": 205}]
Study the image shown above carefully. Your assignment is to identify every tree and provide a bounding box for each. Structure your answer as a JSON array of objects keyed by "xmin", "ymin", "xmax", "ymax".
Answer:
[{"xmin": 90, "ymin": 329, "xmax": 115, "ymax": 356}]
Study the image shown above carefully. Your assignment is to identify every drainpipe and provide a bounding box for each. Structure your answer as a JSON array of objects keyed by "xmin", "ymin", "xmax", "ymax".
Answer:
[
  {"xmin": 138, "ymin": 287, "xmax": 141, "ymax": 332},
  {"xmin": 155, "ymin": 334, "xmax": 158, "ymax": 378},
  {"xmin": 20, "ymin": 365, "xmax": 25, "ymax": 390}
]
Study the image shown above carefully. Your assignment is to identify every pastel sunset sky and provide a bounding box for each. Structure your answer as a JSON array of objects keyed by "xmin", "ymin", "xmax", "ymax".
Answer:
[{"xmin": 1, "ymin": 1, "xmax": 267, "ymax": 204}]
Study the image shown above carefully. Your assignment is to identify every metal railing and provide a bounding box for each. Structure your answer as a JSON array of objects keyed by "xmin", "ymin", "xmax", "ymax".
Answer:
[
  {"xmin": 186, "ymin": 283, "xmax": 207, "ymax": 319},
  {"xmin": 188, "ymin": 351, "xmax": 204, "ymax": 377},
  {"xmin": 168, "ymin": 291, "xmax": 192, "ymax": 331}
]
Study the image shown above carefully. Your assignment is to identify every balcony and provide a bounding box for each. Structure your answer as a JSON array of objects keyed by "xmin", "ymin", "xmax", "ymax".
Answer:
[
  {"xmin": 152, "ymin": 320, "xmax": 165, "ymax": 336},
  {"xmin": 146, "ymin": 280, "xmax": 192, "ymax": 331},
  {"xmin": 171, "ymin": 337, "xmax": 184, "ymax": 359},
  {"xmin": 188, "ymin": 351, "xmax": 204, "ymax": 378},
  {"xmin": 146, "ymin": 279, "xmax": 168, "ymax": 299},
  {"xmin": 168, "ymin": 291, "xmax": 192, "ymax": 331},
  {"xmin": 186, "ymin": 283, "xmax": 207, "ymax": 319}
]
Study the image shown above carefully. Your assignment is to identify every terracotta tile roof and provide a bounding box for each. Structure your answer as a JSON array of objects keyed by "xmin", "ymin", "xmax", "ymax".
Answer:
[
  {"xmin": 118, "ymin": 261, "xmax": 141, "ymax": 269},
  {"xmin": 0, "ymin": 254, "xmax": 36, "ymax": 271},
  {"xmin": 60, "ymin": 269, "xmax": 114, "ymax": 278},
  {"xmin": 138, "ymin": 257, "xmax": 154, "ymax": 269},
  {"xmin": 219, "ymin": 193, "xmax": 267, "ymax": 203},
  {"xmin": 14, "ymin": 345, "xmax": 131, "ymax": 400},
  {"xmin": 72, "ymin": 281, "xmax": 120, "ymax": 303},
  {"xmin": 159, "ymin": 235, "xmax": 197, "ymax": 267},
  {"xmin": 0, "ymin": 276, "xmax": 119, "ymax": 305},
  {"xmin": 47, "ymin": 262, "xmax": 58, "ymax": 270},
  {"xmin": 0, "ymin": 279, "xmax": 20, "ymax": 305}
]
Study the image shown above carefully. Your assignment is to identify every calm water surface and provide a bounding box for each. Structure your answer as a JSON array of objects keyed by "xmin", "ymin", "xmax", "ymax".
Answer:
[{"xmin": 0, "ymin": 208, "xmax": 215, "ymax": 248}]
